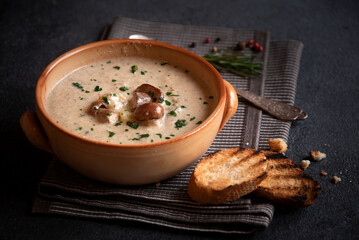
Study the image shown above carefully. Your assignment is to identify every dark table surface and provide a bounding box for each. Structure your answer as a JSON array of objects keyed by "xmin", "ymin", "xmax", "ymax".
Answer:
[{"xmin": 1, "ymin": 0, "xmax": 358, "ymax": 239}]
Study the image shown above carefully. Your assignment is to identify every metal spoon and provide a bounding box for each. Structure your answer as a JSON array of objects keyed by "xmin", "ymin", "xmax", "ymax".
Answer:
[
  {"xmin": 234, "ymin": 87, "xmax": 307, "ymax": 121},
  {"xmin": 128, "ymin": 35, "xmax": 307, "ymax": 121}
]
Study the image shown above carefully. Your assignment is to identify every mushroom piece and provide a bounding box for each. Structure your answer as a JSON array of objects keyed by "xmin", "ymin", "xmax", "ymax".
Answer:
[
  {"xmin": 129, "ymin": 92, "xmax": 152, "ymax": 110},
  {"xmin": 88, "ymin": 101, "xmax": 108, "ymax": 116},
  {"xmin": 97, "ymin": 108, "xmax": 119, "ymax": 124},
  {"xmin": 134, "ymin": 102, "xmax": 164, "ymax": 121},
  {"xmin": 135, "ymin": 84, "xmax": 163, "ymax": 103}
]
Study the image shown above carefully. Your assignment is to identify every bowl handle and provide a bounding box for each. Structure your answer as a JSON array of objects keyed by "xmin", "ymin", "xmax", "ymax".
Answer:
[
  {"xmin": 218, "ymin": 80, "xmax": 239, "ymax": 132},
  {"xmin": 20, "ymin": 110, "xmax": 53, "ymax": 153}
]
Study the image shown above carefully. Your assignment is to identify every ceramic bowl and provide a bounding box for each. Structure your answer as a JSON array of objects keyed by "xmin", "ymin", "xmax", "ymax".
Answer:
[{"xmin": 20, "ymin": 39, "xmax": 238, "ymax": 185}]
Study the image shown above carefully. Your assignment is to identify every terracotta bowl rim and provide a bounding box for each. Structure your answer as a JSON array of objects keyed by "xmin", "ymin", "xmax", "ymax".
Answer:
[{"xmin": 35, "ymin": 39, "xmax": 226, "ymax": 148}]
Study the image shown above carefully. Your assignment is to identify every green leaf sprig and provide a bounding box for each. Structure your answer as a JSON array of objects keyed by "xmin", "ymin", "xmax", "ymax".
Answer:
[{"xmin": 202, "ymin": 48, "xmax": 262, "ymax": 78}]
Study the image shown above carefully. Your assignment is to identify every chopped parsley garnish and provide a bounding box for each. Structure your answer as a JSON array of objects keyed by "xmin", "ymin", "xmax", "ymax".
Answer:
[
  {"xmin": 166, "ymin": 92, "xmax": 179, "ymax": 96},
  {"xmin": 94, "ymin": 85, "xmax": 102, "ymax": 92},
  {"xmin": 85, "ymin": 90, "xmax": 90, "ymax": 93},
  {"xmin": 112, "ymin": 79, "xmax": 117, "ymax": 82},
  {"xmin": 131, "ymin": 65, "xmax": 138, "ymax": 73},
  {"xmin": 169, "ymin": 111, "xmax": 177, "ymax": 117},
  {"xmin": 181, "ymin": 105, "xmax": 186, "ymax": 108},
  {"xmin": 196, "ymin": 121, "xmax": 203, "ymax": 125},
  {"xmin": 90, "ymin": 78, "xmax": 97, "ymax": 81},
  {"xmin": 102, "ymin": 96, "xmax": 110, "ymax": 104},
  {"xmin": 85, "ymin": 131, "xmax": 90, "ymax": 135},
  {"xmin": 203, "ymin": 102, "xmax": 208, "ymax": 104},
  {"xmin": 209, "ymin": 96, "xmax": 214, "ymax": 99},
  {"xmin": 113, "ymin": 66, "xmax": 120, "ymax": 70},
  {"xmin": 160, "ymin": 62, "xmax": 169, "ymax": 66},
  {"xmin": 141, "ymin": 71, "xmax": 147, "ymax": 75},
  {"xmin": 108, "ymin": 131, "xmax": 115, "ymax": 137},
  {"xmin": 139, "ymin": 133, "xmax": 150, "ymax": 138},
  {"xmin": 77, "ymin": 127, "xmax": 83, "ymax": 131},
  {"xmin": 190, "ymin": 117, "xmax": 196, "ymax": 121},
  {"xmin": 165, "ymin": 100, "xmax": 171, "ymax": 106},
  {"xmin": 79, "ymin": 97, "xmax": 84, "ymax": 100},
  {"xmin": 91, "ymin": 128, "xmax": 94, "ymax": 131},
  {"xmin": 126, "ymin": 121, "xmax": 139, "ymax": 129},
  {"xmin": 120, "ymin": 86, "xmax": 129, "ymax": 91},
  {"xmin": 114, "ymin": 122, "xmax": 122, "ymax": 126},
  {"xmin": 170, "ymin": 134, "xmax": 175, "ymax": 137},
  {"xmin": 175, "ymin": 119, "xmax": 186, "ymax": 129},
  {"xmin": 156, "ymin": 133, "xmax": 162, "ymax": 138},
  {"xmin": 165, "ymin": 137, "xmax": 171, "ymax": 139},
  {"xmin": 106, "ymin": 113, "xmax": 112, "ymax": 117},
  {"xmin": 131, "ymin": 134, "xmax": 150, "ymax": 141},
  {"xmin": 72, "ymin": 82, "xmax": 84, "ymax": 91},
  {"xmin": 106, "ymin": 60, "xmax": 111, "ymax": 64}
]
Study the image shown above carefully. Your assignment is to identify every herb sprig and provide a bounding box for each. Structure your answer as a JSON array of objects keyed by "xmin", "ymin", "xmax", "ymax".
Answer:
[{"xmin": 202, "ymin": 48, "xmax": 262, "ymax": 78}]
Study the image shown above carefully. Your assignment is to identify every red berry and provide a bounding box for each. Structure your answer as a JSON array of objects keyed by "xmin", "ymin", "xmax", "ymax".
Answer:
[
  {"xmin": 258, "ymin": 46, "xmax": 263, "ymax": 52},
  {"xmin": 247, "ymin": 39, "xmax": 254, "ymax": 46},
  {"xmin": 205, "ymin": 37, "xmax": 210, "ymax": 43},
  {"xmin": 253, "ymin": 42, "xmax": 260, "ymax": 49}
]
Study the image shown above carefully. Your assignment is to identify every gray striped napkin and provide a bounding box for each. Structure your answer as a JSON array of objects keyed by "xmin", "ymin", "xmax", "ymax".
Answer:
[{"xmin": 32, "ymin": 17, "xmax": 304, "ymax": 234}]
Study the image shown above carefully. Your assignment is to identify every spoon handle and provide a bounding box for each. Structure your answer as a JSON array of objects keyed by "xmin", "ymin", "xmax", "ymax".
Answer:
[{"xmin": 234, "ymin": 87, "xmax": 307, "ymax": 121}]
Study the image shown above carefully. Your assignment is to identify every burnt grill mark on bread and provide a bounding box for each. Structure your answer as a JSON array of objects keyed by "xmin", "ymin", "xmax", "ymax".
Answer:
[
  {"xmin": 273, "ymin": 164, "xmax": 296, "ymax": 170},
  {"xmin": 265, "ymin": 153, "xmax": 286, "ymax": 159},
  {"xmin": 257, "ymin": 172, "xmax": 267, "ymax": 179},
  {"xmin": 233, "ymin": 148, "xmax": 245, "ymax": 155},
  {"xmin": 231, "ymin": 150, "xmax": 265, "ymax": 168},
  {"xmin": 251, "ymin": 159, "xmax": 267, "ymax": 169}
]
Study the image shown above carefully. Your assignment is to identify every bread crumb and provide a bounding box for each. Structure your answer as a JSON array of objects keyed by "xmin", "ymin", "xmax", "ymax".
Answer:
[
  {"xmin": 301, "ymin": 160, "xmax": 310, "ymax": 170},
  {"xmin": 310, "ymin": 151, "xmax": 326, "ymax": 161},
  {"xmin": 333, "ymin": 176, "xmax": 341, "ymax": 184},
  {"xmin": 320, "ymin": 171, "xmax": 328, "ymax": 176},
  {"xmin": 155, "ymin": 182, "xmax": 160, "ymax": 188},
  {"xmin": 268, "ymin": 138, "xmax": 287, "ymax": 153}
]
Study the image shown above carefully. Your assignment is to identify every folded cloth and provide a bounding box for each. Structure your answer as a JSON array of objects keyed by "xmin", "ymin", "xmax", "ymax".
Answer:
[{"xmin": 33, "ymin": 16, "xmax": 304, "ymax": 234}]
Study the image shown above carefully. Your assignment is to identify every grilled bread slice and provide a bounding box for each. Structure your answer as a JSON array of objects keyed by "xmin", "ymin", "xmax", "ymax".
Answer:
[
  {"xmin": 254, "ymin": 151, "xmax": 321, "ymax": 207},
  {"xmin": 187, "ymin": 148, "xmax": 267, "ymax": 204}
]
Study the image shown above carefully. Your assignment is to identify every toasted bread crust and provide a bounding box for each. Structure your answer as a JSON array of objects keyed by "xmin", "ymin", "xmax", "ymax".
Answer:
[
  {"xmin": 255, "ymin": 151, "xmax": 321, "ymax": 207},
  {"xmin": 187, "ymin": 148, "xmax": 267, "ymax": 204}
]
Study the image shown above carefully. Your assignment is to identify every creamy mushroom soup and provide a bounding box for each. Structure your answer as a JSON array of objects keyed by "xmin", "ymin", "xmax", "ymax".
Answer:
[{"xmin": 46, "ymin": 57, "xmax": 216, "ymax": 144}]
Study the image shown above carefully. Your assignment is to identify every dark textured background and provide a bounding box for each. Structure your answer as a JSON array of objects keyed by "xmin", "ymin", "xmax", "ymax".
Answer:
[{"xmin": 1, "ymin": 0, "xmax": 358, "ymax": 239}]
